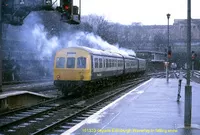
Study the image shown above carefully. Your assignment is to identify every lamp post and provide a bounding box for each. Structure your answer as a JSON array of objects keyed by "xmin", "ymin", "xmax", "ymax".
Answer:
[
  {"xmin": 0, "ymin": 0, "xmax": 3, "ymax": 92},
  {"xmin": 166, "ymin": 13, "xmax": 170, "ymax": 83},
  {"xmin": 184, "ymin": 0, "xmax": 192, "ymax": 127}
]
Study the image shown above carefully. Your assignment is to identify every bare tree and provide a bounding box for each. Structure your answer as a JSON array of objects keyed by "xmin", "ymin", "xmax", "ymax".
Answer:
[
  {"xmin": 153, "ymin": 33, "xmax": 167, "ymax": 51},
  {"xmin": 97, "ymin": 22, "xmax": 119, "ymax": 45},
  {"xmin": 82, "ymin": 14, "xmax": 106, "ymax": 34}
]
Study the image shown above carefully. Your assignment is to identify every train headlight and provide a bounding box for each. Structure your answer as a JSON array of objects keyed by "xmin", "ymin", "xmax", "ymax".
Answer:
[{"xmin": 57, "ymin": 75, "xmax": 60, "ymax": 80}]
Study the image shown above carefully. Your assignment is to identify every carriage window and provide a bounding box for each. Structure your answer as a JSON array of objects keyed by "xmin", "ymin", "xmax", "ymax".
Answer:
[
  {"xmin": 112, "ymin": 59, "xmax": 114, "ymax": 67},
  {"xmin": 95, "ymin": 58, "xmax": 98, "ymax": 68},
  {"xmin": 67, "ymin": 57, "xmax": 75, "ymax": 68},
  {"xmin": 56, "ymin": 57, "xmax": 65, "ymax": 68},
  {"xmin": 106, "ymin": 59, "xmax": 109, "ymax": 68},
  {"xmin": 109, "ymin": 59, "xmax": 111, "ymax": 67},
  {"xmin": 131, "ymin": 61, "xmax": 133, "ymax": 66},
  {"xmin": 119, "ymin": 60, "xmax": 123, "ymax": 67},
  {"xmin": 99, "ymin": 58, "xmax": 103, "ymax": 68},
  {"xmin": 132, "ymin": 61, "xmax": 136, "ymax": 66},
  {"xmin": 126, "ymin": 62, "xmax": 130, "ymax": 67},
  {"xmin": 118, "ymin": 60, "xmax": 121, "ymax": 67},
  {"xmin": 77, "ymin": 57, "xmax": 86, "ymax": 68}
]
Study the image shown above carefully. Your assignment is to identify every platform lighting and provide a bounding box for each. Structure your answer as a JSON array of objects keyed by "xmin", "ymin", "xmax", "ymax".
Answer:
[
  {"xmin": 19, "ymin": 0, "xmax": 25, "ymax": 5},
  {"xmin": 45, "ymin": 0, "xmax": 51, "ymax": 4},
  {"xmin": 166, "ymin": 13, "xmax": 170, "ymax": 83},
  {"xmin": 184, "ymin": 0, "xmax": 192, "ymax": 127}
]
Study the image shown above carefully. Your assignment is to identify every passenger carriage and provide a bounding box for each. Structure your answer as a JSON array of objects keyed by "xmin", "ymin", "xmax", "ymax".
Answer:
[{"xmin": 54, "ymin": 46, "xmax": 146, "ymax": 96}]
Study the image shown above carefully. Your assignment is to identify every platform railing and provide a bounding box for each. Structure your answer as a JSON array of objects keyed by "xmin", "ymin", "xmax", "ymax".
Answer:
[{"xmin": 193, "ymin": 70, "xmax": 200, "ymax": 78}]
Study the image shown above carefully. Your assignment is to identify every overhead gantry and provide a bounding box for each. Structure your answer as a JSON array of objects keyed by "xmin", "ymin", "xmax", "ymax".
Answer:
[
  {"xmin": 0, "ymin": 0, "xmax": 81, "ymax": 92},
  {"xmin": 1, "ymin": 0, "xmax": 81, "ymax": 25}
]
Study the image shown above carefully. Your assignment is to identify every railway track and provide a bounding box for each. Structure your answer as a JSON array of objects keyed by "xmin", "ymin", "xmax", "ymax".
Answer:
[
  {"xmin": 0, "ymin": 96, "xmax": 83, "ymax": 134},
  {"xmin": 32, "ymin": 77, "xmax": 149, "ymax": 135},
  {"xmin": 150, "ymin": 71, "xmax": 179, "ymax": 78},
  {"xmin": 149, "ymin": 72, "xmax": 165, "ymax": 78},
  {"xmin": 0, "ymin": 76, "xmax": 150, "ymax": 135}
]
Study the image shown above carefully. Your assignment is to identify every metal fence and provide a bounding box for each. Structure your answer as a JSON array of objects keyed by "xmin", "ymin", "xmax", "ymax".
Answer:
[{"xmin": 193, "ymin": 70, "xmax": 200, "ymax": 78}]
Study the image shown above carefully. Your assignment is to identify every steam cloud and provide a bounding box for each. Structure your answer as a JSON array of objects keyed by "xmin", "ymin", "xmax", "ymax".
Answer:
[
  {"xmin": 60, "ymin": 32, "xmax": 136, "ymax": 56},
  {"xmin": 28, "ymin": 25, "xmax": 137, "ymax": 59},
  {"xmin": 19, "ymin": 12, "xmax": 136, "ymax": 59},
  {"xmin": 32, "ymin": 24, "xmax": 59, "ymax": 59},
  {"xmin": 5, "ymin": 12, "xmax": 136, "ymax": 81}
]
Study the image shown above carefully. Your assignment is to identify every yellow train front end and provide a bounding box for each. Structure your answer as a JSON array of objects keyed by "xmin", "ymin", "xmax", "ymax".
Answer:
[{"xmin": 53, "ymin": 47, "xmax": 92, "ymax": 95}]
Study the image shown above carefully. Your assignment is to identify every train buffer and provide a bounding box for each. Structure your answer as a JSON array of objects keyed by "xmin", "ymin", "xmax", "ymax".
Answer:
[{"xmin": 62, "ymin": 78, "xmax": 200, "ymax": 135}]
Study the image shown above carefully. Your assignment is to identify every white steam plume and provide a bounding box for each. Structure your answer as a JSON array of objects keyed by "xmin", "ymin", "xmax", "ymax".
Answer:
[
  {"xmin": 19, "ymin": 12, "xmax": 136, "ymax": 59},
  {"xmin": 61, "ymin": 32, "xmax": 136, "ymax": 56},
  {"xmin": 32, "ymin": 24, "xmax": 59, "ymax": 59}
]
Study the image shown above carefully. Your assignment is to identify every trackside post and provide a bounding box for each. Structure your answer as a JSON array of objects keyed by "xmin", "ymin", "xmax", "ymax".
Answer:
[{"xmin": 177, "ymin": 69, "xmax": 183, "ymax": 102}]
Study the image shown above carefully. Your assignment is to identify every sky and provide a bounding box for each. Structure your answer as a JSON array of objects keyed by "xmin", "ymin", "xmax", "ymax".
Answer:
[{"xmin": 77, "ymin": 0, "xmax": 200, "ymax": 25}]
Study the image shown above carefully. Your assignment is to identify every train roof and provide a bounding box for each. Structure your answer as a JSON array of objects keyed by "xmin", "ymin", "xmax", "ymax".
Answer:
[
  {"xmin": 67, "ymin": 46, "xmax": 123, "ymax": 57},
  {"xmin": 60, "ymin": 46, "xmax": 139, "ymax": 59}
]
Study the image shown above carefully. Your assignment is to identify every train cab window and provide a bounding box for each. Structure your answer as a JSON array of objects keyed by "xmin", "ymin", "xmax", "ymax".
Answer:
[
  {"xmin": 95, "ymin": 58, "xmax": 98, "ymax": 68},
  {"xmin": 56, "ymin": 57, "xmax": 65, "ymax": 68},
  {"xmin": 67, "ymin": 57, "xmax": 75, "ymax": 68},
  {"xmin": 99, "ymin": 58, "xmax": 103, "ymax": 68},
  {"xmin": 77, "ymin": 57, "xmax": 86, "ymax": 68}
]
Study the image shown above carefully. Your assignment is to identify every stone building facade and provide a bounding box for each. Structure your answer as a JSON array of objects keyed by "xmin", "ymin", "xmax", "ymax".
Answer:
[{"xmin": 172, "ymin": 19, "xmax": 200, "ymax": 41}]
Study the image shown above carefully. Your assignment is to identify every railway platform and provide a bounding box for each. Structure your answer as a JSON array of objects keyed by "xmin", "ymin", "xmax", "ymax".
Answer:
[
  {"xmin": 62, "ymin": 78, "xmax": 200, "ymax": 135},
  {"xmin": 0, "ymin": 90, "xmax": 51, "ymax": 113},
  {"xmin": 2, "ymin": 81, "xmax": 54, "ymax": 91},
  {"xmin": 0, "ymin": 81, "xmax": 54, "ymax": 113}
]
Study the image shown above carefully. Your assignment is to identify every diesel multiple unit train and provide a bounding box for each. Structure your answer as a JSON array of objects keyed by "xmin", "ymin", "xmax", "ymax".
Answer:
[{"xmin": 53, "ymin": 46, "xmax": 147, "ymax": 95}]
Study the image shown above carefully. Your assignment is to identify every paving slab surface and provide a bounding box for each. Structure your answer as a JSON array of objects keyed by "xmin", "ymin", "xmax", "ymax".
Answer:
[{"xmin": 61, "ymin": 78, "xmax": 200, "ymax": 135}]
